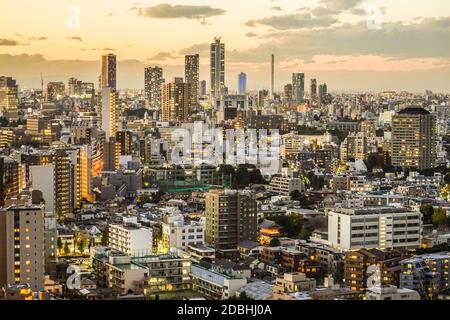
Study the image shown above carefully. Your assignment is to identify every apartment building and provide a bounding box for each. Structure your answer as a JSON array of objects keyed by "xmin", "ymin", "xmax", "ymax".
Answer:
[
  {"xmin": 161, "ymin": 213, "xmax": 205, "ymax": 251},
  {"xmin": 108, "ymin": 216, "xmax": 153, "ymax": 256},
  {"xmin": 268, "ymin": 168, "xmax": 304, "ymax": 196},
  {"xmin": 328, "ymin": 207, "xmax": 421, "ymax": 251}
]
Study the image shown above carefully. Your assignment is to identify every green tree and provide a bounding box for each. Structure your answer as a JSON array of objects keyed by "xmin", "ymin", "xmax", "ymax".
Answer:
[
  {"xmin": 63, "ymin": 242, "xmax": 70, "ymax": 255},
  {"xmin": 420, "ymin": 204, "xmax": 435, "ymax": 225},
  {"xmin": 235, "ymin": 166, "xmax": 250, "ymax": 188},
  {"xmin": 298, "ymin": 226, "xmax": 311, "ymax": 240},
  {"xmin": 237, "ymin": 291, "xmax": 253, "ymax": 300},
  {"xmin": 78, "ymin": 240, "xmax": 85, "ymax": 254},
  {"xmin": 444, "ymin": 173, "xmax": 450, "ymax": 185},
  {"xmin": 269, "ymin": 238, "xmax": 281, "ymax": 247},
  {"xmin": 249, "ymin": 169, "xmax": 267, "ymax": 185},
  {"xmin": 101, "ymin": 228, "xmax": 109, "ymax": 246},
  {"xmin": 432, "ymin": 207, "xmax": 448, "ymax": 227}
]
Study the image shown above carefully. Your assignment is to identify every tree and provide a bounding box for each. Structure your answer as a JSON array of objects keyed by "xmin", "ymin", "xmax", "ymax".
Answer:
[
  {"xmin": 78, "ymin": 240, "xmax": 85, "ymax": 254},
  {"xmin": 420, "ymin": 204, "xmax": 434, "ymax": 225},
  {"xmin": 432, "ymin": 207, "xmax": 448, "ymax": 227},
  {"xmin": 444, "ymin": 173, "xmax": 450, "ymax": 185},
  {"xmin": 237, "ymin": 291, "xmax": 253, "ymax": 300},
  {"xmin": 57, "ymin": 237, "xmax": 63, "ymax": 250},
  {"xmin": 249, "ymin": 169, "xmax": 267, "ymax": 185},
  {"xmin": 235, "ymin": 166, "xmax": 250, "ymax": 188},
  {"xmin": 63, "ymin": 242, "xmax": 70, "ymax": 255},
  {"xmin": 298, "ymin": 226, "xmax": 311, "ymax": 240},
  {"xmin": 101, "ymin": 228, "xmax": 109, "ymax": 246},
  {"xmin": 290, "ymin": 190, "xmax": 302, "ymax": 201},
  {"xmin": 269, "ymin": 238, "xmax": 281, "ymax": 247}
]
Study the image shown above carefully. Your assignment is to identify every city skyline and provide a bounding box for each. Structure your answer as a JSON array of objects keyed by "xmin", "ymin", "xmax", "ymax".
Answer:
[{"xmin": 0, "ymin": 0, "xmax": 450, "ymax": 92}]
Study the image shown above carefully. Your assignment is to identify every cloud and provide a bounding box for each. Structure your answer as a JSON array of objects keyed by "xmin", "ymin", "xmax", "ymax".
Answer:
[
  {"xmin": 28, "ymin": 36, "xmax": 49, "ymax": 41},
  {"xmin": 233, "ymin": 17, "xmax": 450, "ymax": 63},
  {"xmin": 0, "ymin": 38, "xmax": 25, "ymax": 46},
  {"xmin": 318, "ymin": 0, "xmax": 364, "ymax": 11},
  {"xmin": 131, "ymin": 4, "xmax": 225, "ymax": 20},
  {"xmin": 81, "ymin": 47, "xmax": 116, "ymax": 51},
  {"xmin": 245, "ymin": 32, "xmax": 258, "ymax": 38},
  {"xmin": 149, "ymin": 51, "xmax": 178, "ymax": 61},
  {"xmin": 271, "ymin": 6, "xmax": 282, "ymax": 11},
  {"xmin": 178, "ymin": 43, "xmax": 210, "ymax": 55},
  {"xmin": 350, "ymin": 8, "xmax": 367, "ymax": 16},
  {"xmin": 245, "ymin": 13, "xmax": 338, "ymax": 30},
  {"xmin": 67, "ymin": 36, "xmax": 83, "ymax": 41}
]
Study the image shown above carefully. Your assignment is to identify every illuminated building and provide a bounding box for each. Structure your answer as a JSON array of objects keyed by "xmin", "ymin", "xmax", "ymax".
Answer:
[
  {"xmin": 238, "ymin": 72, "xmax": 247, "ymax": 95},
  {"xmin": 0, "ymin": 156, "xmax": 19, "ymax": 202},
  {"xmin": 144, "ymin": 66, "xmax": 164, "ymax": 109},
  {"xmin": 292, "ymin": 72, "xmax": 305, "ymax": 103},
  {"xmin": 258, "ymin": 219, "xmax": 281, "ymax": 245},
  {"xmin": 0, "ymin": 76, "xmax": 19, "ymax": 120},
  {"xmin": 109, "ymin": 216, "xmax": 152, "ymax": 256},
  {"xmin": 185, "ymin": 54, "xmax": 199, "ymax": 106},
  {"xmin": 161, "ymin": 213, "xmax": 205, "ymax": 252},
  {"xmin": 210, "ymin": 37, "xmax": 225, "ymax": 99},
  {"xmin": 392, "ymin": 107, "xmax": 436, "ymax": 169},
  {"xmin": 53, "ymin": 150, "xmax": 72, "ymax": 219},
  {"xmin": 1, "ymin": 284, "xmax": 34, "ymax": 300},
  {"xmin": 100, "ymin": 53, "xmax": 117, "ymax": 90},
  {"xmin": 116, "ymin": 130, "xmax": 133, "ymax": 156},
  {"xmin": 161, "ymin": 79, "xmax": 189, "ymax": 124},
  {"xmin": 205, "ymin": 189, "xmax": 257, "ymax": 250},
  {"xmin": 46, "ymin": 82, "xmax": 65, "ymax": 102},
  {"xmin": 0, "ymin": 205, "xmax": 45, "ymax": 292}
]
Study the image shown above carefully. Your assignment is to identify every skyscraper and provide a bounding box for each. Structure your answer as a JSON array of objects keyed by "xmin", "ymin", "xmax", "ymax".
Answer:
[
  {"xmin": 292, "ymin": 72, "xmax": 305, "ymax": 103},
  {"xmin": 310, "ymin": 79, "xmax": 317, "ymax": 99},
  {"xmin": 238, "ymin": 72, "xmax": 247, "ymax": 94},
  {"xmin": 392, "ymin": 107, "xmax": 436, "ymax": 169},
  {"xmin": 101, "ymin": 87, "xmax": 117, "ymax": 142},
  {"xmin": 205, "ymin": 189, "xmax": 257, "ymax": 249},
  {"xmin": 144, "ymin": 66, "xmax": 164, "ymax": 109},
  {"xmin": 185, "ymin": 54, "xmax": 200, "ymax": 106},
  {"xmin": 53, "ymin": 149, "xmax": 72, "ymax": 219},
  {"xmin": 100, "ymin": 54, "xmax": 117, "ymax": 90},
  {"xmin": 210, "ymin": 37, "xmax": 225, "ymax": 99},
  {"xmin": 0, "ymin": 76, "xmax": 19, "ymax": 120},
  {"xmin": 0, "ymin": 205, "xmax": 45, "ymax": 292},
  {"xmin": 200, "ymin": 80, "xmax": 207, "ymax": 96},
  {"xmin": 271, "ymin": 54, "xmax": 275, "ymax": 96},
  {"xmin": 161, "ymin": 79, "xmax": 189, "ymax": 124},
  {"xmin": 284, "ymin": 84, "xmax": 293, "ymax": 102},
  {"xmin": 319, "ymin": 83, "xmax": 328, "ymax": 104}
]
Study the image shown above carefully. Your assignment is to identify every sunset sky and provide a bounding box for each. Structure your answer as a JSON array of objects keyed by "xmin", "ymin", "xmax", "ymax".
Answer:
[{"xmin": 1, "ymin": 0, "xmax": 450, "ymax": 92}]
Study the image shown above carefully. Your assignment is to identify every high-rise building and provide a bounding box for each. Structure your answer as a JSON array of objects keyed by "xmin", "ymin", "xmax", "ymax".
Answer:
[
  {"xmin": 101, "ymin": 88, "xmax": 117, "ymax": 142},
  {"xmin": 205, "ymin": 189, "xmax": 257, "ymax": 249},
  {"xmin": 0, "ymin": 76, "xmax": 19, "ymax": 120},
  {"xmin": 144, "ymin": 66, "xmax": 164, "ymax": 109},
  {"xmin": 200, "ymin": 80, "xmax": 207, "ymax": 96},
  {"xmin": 210, "ymin": 37, "xmax": 225, "ymax": 99},
  {"xmin": 103, "ymin": 138, "xmax": 120, "ymax": 172},
  {"xmin": 319, "ymin": 83, "xmax": 328, "ymax": 104},
  {"xmin": 161, "ymin": 79, "xmax": 189, "ymax": 124},
  {"xmin": 185, "ymin": 54, "xmax": 199, "ymax": 106},
  {"xmin": 238, "ymin": 73, "xmax": 247, "ymax": 95},
  {"xmin": 100, "ymin": 53, "xmax": 117, "ymax": 90},
  {"xmin": 292, "ymin": 72, "xmax": 305, "ymax": 103},
  {"xmin": 116, "ymin": 130, "xmax": 133, "ymax": 156},
  {"xmin": 0, "ymin": 205, "xmax": 45, "ymax": 292},
  {"xmin": 46, "ymin": 82, "xmax": 65, "ymax": 102},
  {"xmin": 53, "ymin": 150, "xmax": 72, "ymax": 219},
  {"xmin": 271, "ymin": 54, "xmax": 275, "ymax": 96},
  {"xmin": 392, "ymin": 107, "xmax": 436, "ymax": 170},
  {"xmin": 310, "ymin": 79, "xmax": 317, "ymax": 99},
  {"xmin": 284, "ymin": 84, "xmax": 293, "ymax": 102},
  {"xmin": 0, "ymin": 157, "xmax": 4, "ymax": 207},
  {"xmin": 0, "ymin": 156, "xmax": 19, "ymax": 202}
]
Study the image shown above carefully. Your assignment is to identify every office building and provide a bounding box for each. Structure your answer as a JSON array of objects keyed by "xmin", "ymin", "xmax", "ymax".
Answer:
[
  {"xmin": 392, "ymin": 107, "xmax": 436, "ymax": 169},
  {"xmin": 200, "ymin": 80, "xmax": 207, "ymax": 96},
  {"xmin": 101, "ymin": 87, "xmax": 117, "ymax": 142},
  {"xmin": 185, "ymin": 54, "xmax": 199, "ymax": 106},
  {"xmin": 319, "ymin": 83, "xmax": 327, "ymax": 103},
  {"xmin": 210, "ymin": 37, "xmax": 225, "ymax": 99},
  {"xmin": 46, "ymin": 82, "xmax": 65, "ymax": 102},
  {"xmin": 292, "ymin": 72, "xmax": 305, "ymax": 103},
  {"xmin": 310, "ymin": 79, "xmax": 317, "ymax": 99},
  {"xmin": 100, "ymin": 53, "xmax": 117, "ymax": 90},
  {"xmin": 328, "ymin": 207, "xmax": 421, "ymax": 251},
  {"xmin": 0, "ymin": 76, "xmax": 19, "ymax": 120},
  {"xmin": 0, "ymin": 205, "xmax": 45, "ymax": 292},
  {"xmin": 116, "ymin": 130, "xmax": 133, "ymax": 156},
  {"xmin": 161, "ymin": 79, "xmax": 189, "ymax": 124},
  {"xmin": 0, "ymin": 156, "xmax": 19, "ymax": 203},
  {"xmin": 284, "ymin": 84, "xmax": 293, "ymax": 102},
  {"xmin": 238, "ymin": 72, "xmax": 247, "ymax": 95},
  {"xmin": 144, "ymin": 66, "xmax": 164, "ymax": 109},
  {"xmin": 205, "ymin": 189, "xmax": 258, "ymax": 250}
]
